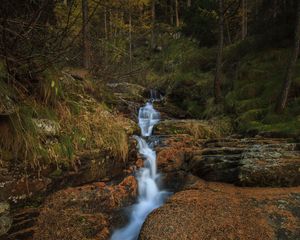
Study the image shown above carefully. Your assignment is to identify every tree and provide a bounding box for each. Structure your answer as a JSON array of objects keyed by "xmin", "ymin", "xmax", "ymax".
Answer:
[
  {"xmin": 187, "ymin": 0, "xmax": 191, "ymax": 8},
  {"xmin": 241, "ymin": 0, "xmax": 247, "ymax": 39},
  {"xmin": 129, "ymin": 10, "xmax": 133, "ymax": 69},
  {"xmin": 175, "ymin": 0, "xmax": 180, "ymax": 27},
  {"xmin": 275, "ymin": 1, "xmax": 300, "ymax": 113},
  {"xmin": 214, "ymin": 0, "xmax": 224, "ymax": 103},
  {"xmin": 151, "ymin": 0, "xmax": 156, "ymax": 48},
  {"xmin": 82, "ymin": 0, "xmax": 91, "ymax": 68}
]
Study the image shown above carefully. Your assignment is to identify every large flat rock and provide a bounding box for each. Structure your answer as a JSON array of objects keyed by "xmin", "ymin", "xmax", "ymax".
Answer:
[
  {"xmin": 140, "ymin": 178, "xmax": 300, "ymax": 240},
  {"xmin": 31, "ymin": 176, "xmax": 137, "ymax": 240}
]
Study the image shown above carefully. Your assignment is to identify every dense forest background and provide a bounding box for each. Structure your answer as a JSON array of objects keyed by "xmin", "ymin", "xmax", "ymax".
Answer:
[{"xmin": 0, "ymin": 0, "xmax": 300, "ymax": 170}]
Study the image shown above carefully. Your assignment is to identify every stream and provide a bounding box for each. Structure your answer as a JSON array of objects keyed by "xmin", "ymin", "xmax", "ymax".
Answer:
[{"xmin": 111, "ymin": 101, "xmax": 168, "ymax": 240}]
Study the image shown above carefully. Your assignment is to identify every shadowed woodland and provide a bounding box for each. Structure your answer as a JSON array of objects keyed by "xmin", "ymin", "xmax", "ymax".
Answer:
[{"xmin": 0, "ymin": 0, "xmax": 300, "ymax": 240}]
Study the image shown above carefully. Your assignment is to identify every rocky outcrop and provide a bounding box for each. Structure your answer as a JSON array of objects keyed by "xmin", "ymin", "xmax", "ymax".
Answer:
[
  {"xmin": 0, "ymin": 146, "xmax": 132, "ymax": 205},
  {"xmin": 32, "ymin": 119, "xmax": 60, "ymax": 137},
  {"xmin": 189, "ymin": 137, "xmax": 300, "ymax": 187},
  {"xmin": 31, "ymin": 176, "xmax": 137, "ymax": 240},
  {"xmin": 107, "ymin": 82, "xmax": 146, "ymax": 118},
  {"xmin": 140, "ymin": 178, "xmax": 300, "ymax": 240},
  {"xmin": 154, "ymin": 134, "xmax": 198, "ymax": 190},
  {"xmin": 239, "ymin": 141, "xmax": 300, "ymax": 186},
  {"xmin": 2, "ymin": 207, "xmax": 40, "ymax": 240}
]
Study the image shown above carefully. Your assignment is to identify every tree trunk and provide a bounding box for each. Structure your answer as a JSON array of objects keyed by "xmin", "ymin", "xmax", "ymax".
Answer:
[
  {"xmin": 214, "ymin": 0, "xmax": 224, "ymax": 103},
  {"xmin": 175, "ymin": 0, "xmax": 180, "ymax": 27},
  {"xmin": 82, "ymin": 0, "xmax": 91, "ymax": 69},
  {"xmin": 104, "ymin": 7, "xmax": 108, "ymax": 39},
  {"xmin": 241, "ymin": 0, "xmax": 247, "ymax": 40},
  {"xmin": 187, "ymin": 0, "xmax": 191, "ymax": 7},
  {"xmin": 114, "ymin": 12, "xmax": 118, "ymax": 38},
  {"xmin": 254, "ymin": 0, "xmax": 258, "ymax": 21},
  {"xmin": 151, "ymin": 0, "xmax": 156, "ymax": 48},
  {"xmin": 225, "ymin": 17, "xmax": 232, "ymax": 44},
  {"xmin": 129, "ymin": 11, "xmax": 132, "ymax": 70},
  {"xmin": 109, "ymin": 9, "xmax": 112, "ymax": 39},
  {"xmin": 275, "ymin": 1, "xmax": 300, "ymax": 113},
  {"xmin": 170, "ymin": 1, "xmax": 174, "ymax": 25}
]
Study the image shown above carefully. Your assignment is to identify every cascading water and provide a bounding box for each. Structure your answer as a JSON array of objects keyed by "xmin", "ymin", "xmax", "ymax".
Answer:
[
  {"xmin": 111, "ymin": 101, "xmax": 167, "ymax": 240},
  {"xmin": 150, "ymin": 89, "xmax": 163, "ymax": 102},
  {"xmin": 138, "ymin": 102, "xmax": 160, "ymax": 137}
]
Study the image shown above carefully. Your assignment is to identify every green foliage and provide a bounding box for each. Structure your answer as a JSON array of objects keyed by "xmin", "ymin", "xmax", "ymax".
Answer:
[
  {"xmin": 145, "ymin": 33, "xmax": 300, "ymax": 136},
  {"xmin": 182, "ymin": 0, "xmax": 218, "ymax": 46}
]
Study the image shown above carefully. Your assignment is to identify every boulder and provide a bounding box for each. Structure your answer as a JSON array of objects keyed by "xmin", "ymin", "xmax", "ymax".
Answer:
[
  {"xmin": 189, "ymin": 137, "xmax": 300, "ymax": 187},
  {"xmin": 239, "ymin": 142, "xmax": 300, "ymax": 187},
  {"xmin": 33, "ymin": 176, "xmax": 137, "ymax": 240},
  {"xmin": 140, "ymin": 178, "xmax": 300, "ymax": 240},
  {"xmin": 107, "ymin": 82, "xmax": 146, "ymax": 118},
  {"xmin": 32, "ymin": 119, "xmax": 60, "ymax": 137},
  {"xmin": 0, "ymin": 173, "xmax": 51, "ymax": 203}
]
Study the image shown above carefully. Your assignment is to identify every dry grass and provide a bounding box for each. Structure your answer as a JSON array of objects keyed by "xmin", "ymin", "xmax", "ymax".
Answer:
[
  {"xmin": 56, "ymin": 73, "xmax": 136, "ymax": 164},
  {"xmin": 0, "ymin": 69, "xmax": 135, "ymax": 171},
  {"xmin": 182, "ymin": 118, "xmax": 233, "ymax": 140},
  {"xmin": 70, "ymin": 100, "xmax": 132, "ymax": 163}
]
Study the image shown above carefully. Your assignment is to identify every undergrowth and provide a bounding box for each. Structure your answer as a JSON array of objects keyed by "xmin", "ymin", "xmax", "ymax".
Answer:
[
  {"xmin": 0, "ymin": 67, "xmax": 134, "ymax": 172},
  {"xmin": 145, "ymin": 36, "xmax": 300, "ymax": 136}
]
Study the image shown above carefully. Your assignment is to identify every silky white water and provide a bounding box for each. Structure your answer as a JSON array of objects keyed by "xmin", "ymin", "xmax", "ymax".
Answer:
[
  {"xmin": 111, "ymin": 102, "xmax": 167, "ymax": 240},
  {"xmin": 138, "ymin": 102, "xmax": 160, "ymax": 137}
]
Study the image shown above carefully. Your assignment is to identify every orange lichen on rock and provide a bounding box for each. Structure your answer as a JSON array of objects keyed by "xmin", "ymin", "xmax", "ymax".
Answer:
[
  {"xmin": 140, "ymin": 178, "xmax": 300, "ymax": 240},
  {"xmin": 33, "ymin": 176, "xmax": 137, "ymax": 240}
]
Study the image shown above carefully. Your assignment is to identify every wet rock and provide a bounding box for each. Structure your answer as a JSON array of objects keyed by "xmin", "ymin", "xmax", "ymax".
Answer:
[
  {"xmin": 140, "ymin": 179, "xmax": 300, "ymax": 240},
  {"xmin": 33, "ymin": 176, "xmax": 137, "ymax": 240},
  {"xmin": 0, "ymin": 202, "xmax": 12, "ymax": 236},
  {"xmin": 155, "ymin": 134, "xmax": 198, "ymax": 190}
]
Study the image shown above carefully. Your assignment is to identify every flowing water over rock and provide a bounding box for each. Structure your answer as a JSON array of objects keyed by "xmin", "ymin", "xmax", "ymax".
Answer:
[
  {"xmin": 150, "ymin": 89, "xmax": 163, "ymax": 102},
  {"xmin": 138, "ymin": 102, "xmax": 160, "ymax": 137},
  {"xmin": 111, "ymin": 102, "xmax": 168, "ymax": 240}
]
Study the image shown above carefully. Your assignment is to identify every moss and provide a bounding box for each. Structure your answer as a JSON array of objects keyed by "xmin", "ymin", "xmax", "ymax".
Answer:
[
  {"xmin": 237, "ymin": 120, "xmax": 263, "ymax": 133},
  {"xmin": 259, "ymin": 121, "xmax": 300, "ymax": 135},
  {"xmin": 49, "ymin": 168, "xmax": 63, "ymax": 178},
  {"xmin": 237, "ymin": 117, "xmax": 300, "ymax": 136},
  {"xmin": 238, "ymin": 109, "xmax": 266, "ymax": 123}
]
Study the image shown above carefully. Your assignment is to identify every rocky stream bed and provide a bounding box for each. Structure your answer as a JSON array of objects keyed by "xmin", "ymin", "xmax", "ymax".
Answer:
[{"xmin": 1, "ymin": 85, "xmax": 300, "ymax": 240}]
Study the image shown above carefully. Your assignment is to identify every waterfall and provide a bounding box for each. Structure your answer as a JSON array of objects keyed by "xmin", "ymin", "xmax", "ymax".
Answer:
[
  {"xmin": 111, "ymin": 101, "xmax": 167, "ymax": 240},
  {"xmin": 138, "ymin": 102, "xmax": 160, "ymax": 137},
  {"xmin": 150, "ymin": 89, "xmax": 163, "ymax": 102}
]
